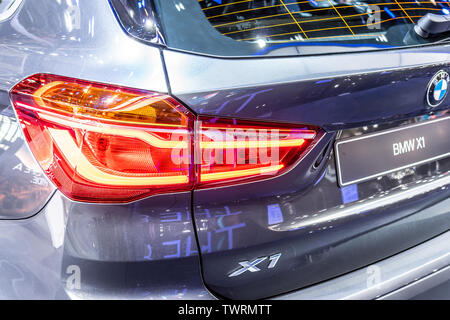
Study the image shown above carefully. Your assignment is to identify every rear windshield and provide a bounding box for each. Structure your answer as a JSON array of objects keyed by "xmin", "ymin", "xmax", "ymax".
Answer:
[{"xmin": 153, "ymin": 0, "xmax": 450, "ymax": 56}]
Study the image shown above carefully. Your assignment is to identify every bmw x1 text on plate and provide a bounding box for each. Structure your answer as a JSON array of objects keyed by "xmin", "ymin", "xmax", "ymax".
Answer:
[{"xmin": 0, "ymin": 0, "xmax": 448, "ymax": 300}]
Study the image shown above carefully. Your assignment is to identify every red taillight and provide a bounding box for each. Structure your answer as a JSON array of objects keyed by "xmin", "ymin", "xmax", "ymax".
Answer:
[
  {"xmin": 197, "ymin": 117, "xmax": 317, "ymax": 188},
  {"xmin": 11, "ymin": 74, "xmax": 320, "ymax": 203}
]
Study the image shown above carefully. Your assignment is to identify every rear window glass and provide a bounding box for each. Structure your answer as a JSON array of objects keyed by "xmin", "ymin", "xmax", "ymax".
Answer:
[{"xmin": 153, "ymin": 0, "xmax": 450, "ymax": 56}]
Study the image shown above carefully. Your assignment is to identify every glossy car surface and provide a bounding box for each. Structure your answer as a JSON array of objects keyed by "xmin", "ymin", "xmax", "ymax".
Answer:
[{"xmin": 0, "ymin": 0, "xmax": 448, "ymax": 299}]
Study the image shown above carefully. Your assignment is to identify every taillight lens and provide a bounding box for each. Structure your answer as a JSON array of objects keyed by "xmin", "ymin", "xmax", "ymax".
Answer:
[
  {"xmin": 11, "ymin": 74, "xmax": 320, "ymax": 203},
  {"xmin": 197, "ymin": 117, "xmax": 317, "ymax": 187},
  {"xmin": 11, "ymin": 74, "xmax": 194, "ymax": 202}
]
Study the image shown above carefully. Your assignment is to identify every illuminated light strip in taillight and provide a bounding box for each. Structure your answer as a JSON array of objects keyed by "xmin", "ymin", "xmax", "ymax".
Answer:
[
  {"xmin": 33, "ymin": 81, "xmax": 65, "ymax": 103},
  {"xmin": 37, "ymin": 94, "xmax": 167, "ymax": 116},
  {"xmin": 37, "ymin": 90, "xmax": 167, "ymax": 116},
  {"xmin": 38, "ymin": 111, "xmax": 189, "ymax": 149},
  {"xmin": 196, "ymin": 116, "xmax": 319, "ymax": 188},
  {"xmin": 15, "ymin": 103, "xmax": 189, "ymax": 149},
  {"xmin": 48, "ymin": 128, "xmax": 189, "ymax": 186},
  {"xmin": 11, "ymin": 74, "xmax": 320, "ymax": 203},
  {"xmin": 32, "ymin": 82, "xmax": 185, "ymax": 128},
  {"xmin": 200, "ymin": 164, "xmax": 284, "ymax": 182}
]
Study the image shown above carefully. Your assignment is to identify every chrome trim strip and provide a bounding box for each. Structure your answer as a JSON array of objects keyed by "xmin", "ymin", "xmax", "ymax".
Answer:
[
  {"xmin": 274, "ymin": 231, "xmax": 450, "ymax": 300},
  {"xmin": 277, "ymin": 172, "xmax": 449, "ymax": 230}
]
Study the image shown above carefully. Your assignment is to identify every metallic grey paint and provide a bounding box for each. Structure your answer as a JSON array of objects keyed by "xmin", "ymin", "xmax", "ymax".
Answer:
[
  {"xmin": 0, "ymin": 0, "xmax": 448, "ymax": 300},
  {"xmin": 0, "ymin": 0, "xmax": 167, "ymax": 93}
]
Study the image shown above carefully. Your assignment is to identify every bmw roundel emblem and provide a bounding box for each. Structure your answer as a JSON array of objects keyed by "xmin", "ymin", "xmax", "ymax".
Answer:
[{"xmin": 427, "ymin": 70, "xmax": 450, "ymax": 107}]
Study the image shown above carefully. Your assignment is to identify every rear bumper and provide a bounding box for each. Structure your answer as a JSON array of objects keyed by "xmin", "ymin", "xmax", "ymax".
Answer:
[
  {"xmin": 0, "ymin": 189, "xmax": 448, "ymax": 299},
  {"xmin": 276, "ymin": 230, "xmax": 450, "ymax": 300}
]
